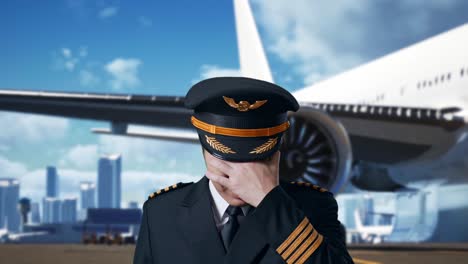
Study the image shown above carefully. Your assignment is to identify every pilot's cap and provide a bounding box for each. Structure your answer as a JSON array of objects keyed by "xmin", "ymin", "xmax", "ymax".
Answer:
[{"xmin": 185, "ymin": 77, "xmax": 299, "ymax": 162}]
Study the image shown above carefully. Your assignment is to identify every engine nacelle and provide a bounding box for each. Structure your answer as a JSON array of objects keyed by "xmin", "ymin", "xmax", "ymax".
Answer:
[{"xmin": 279, "ymin": 107, "xmax": 353, "ymax": 194}]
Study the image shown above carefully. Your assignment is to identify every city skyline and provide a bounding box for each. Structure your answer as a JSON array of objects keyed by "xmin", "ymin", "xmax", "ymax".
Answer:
[{"xmin": 0, "ymin": 153, "xmax": 144, "ymax": 232}]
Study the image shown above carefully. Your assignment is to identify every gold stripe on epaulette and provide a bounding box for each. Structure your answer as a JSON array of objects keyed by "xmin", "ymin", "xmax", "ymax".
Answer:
[
  {"xmin": 148, "ymin": 182, "xmax": 191, "ymax": 200},
  {"xmin": 290, "ymin": 181, "xmax": 328, "ymax": 192}
]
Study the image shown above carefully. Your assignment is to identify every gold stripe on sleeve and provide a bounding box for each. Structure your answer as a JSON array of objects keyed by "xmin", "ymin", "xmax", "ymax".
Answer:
[
  {"xmin": 281, "ymin": 223, "xmax": 313, "ymax": 260},
  {"xmin": 296, "ymin": 233, "xmax": 324, "ymax": 264},
  {"xmin": 276, "ymin": 217, "xmax": 309, "ymax": 255},
  {"xmin": 286, "ymin": 228, "xmax": 319, "ymax": 263}
]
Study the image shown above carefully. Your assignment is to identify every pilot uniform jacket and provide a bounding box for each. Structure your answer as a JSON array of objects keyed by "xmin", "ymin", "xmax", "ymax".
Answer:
[{"xmin": 133, "ymin": 176, "xmax": 354, "ymax": 264}]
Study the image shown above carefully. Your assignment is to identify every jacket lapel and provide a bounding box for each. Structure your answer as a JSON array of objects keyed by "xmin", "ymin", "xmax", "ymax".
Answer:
[{"xmin": 176, "ymin": 176, "xmax": 226, "ymax": 263}]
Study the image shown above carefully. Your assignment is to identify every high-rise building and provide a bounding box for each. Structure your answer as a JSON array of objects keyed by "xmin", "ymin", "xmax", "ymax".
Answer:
[
  {"xmin": 61, "ymin": 198, "xmax": 77, "ymax": 223},
  {"xmin": 46, "ymin": 166, "xmax": 58, "ymax": 198},
  {"xmin": 128, "ymin": 201, "xmax": 139, "ymax": 209},
  {"xmin": 31, "ymin": 202, "xmax": 41, "ymax": 223},
  {"xmin": 97, "ymin": 154, "xmax": 121, "ymax": 208},
  {"xmin": 42, "ymin": 197, "xmax": 61, "ymax": 223},
  {"xmin": 0, "ymin": 178, "xmax": 20, "ymax": 232},
  {"xmin": 80, "ymin": 181, "xmax": 96, "ymax": 210}
]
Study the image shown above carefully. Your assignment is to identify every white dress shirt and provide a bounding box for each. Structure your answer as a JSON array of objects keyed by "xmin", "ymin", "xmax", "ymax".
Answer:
[{"xmin": 208, "ymin": 180, "xmax": 251, "ymax": 232}]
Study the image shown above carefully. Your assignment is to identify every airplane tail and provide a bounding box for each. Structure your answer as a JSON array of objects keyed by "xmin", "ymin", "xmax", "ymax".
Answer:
[
  {"xmin": 354, "ymin": 209, "xmax": 364, "ymax": 230},
  {"xmin": 233, "ymin": 0, "xmax": 273, "ymax": 82}
]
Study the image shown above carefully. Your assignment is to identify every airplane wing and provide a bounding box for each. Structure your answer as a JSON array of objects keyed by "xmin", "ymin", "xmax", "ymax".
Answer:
[
  {"xmin": 0, "ymin": 89, "xmax": 198, "ymax": 143},
  {"xmin": 303, "ymin": 101, "xmax": 466, "ymax": 164},
  {"xmin": 2, "ymin": 87, "xmax": 464, "ymax": 163}
]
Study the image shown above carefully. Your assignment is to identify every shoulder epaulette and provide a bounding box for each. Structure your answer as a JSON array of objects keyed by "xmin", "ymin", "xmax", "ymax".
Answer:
[
  {"xmin": 148, "ymin": 182, "xmax": 193, "ymax": 200},
  {"xmin": 290, "ymin": 181, "xmax": 328, "ymax": 193}
]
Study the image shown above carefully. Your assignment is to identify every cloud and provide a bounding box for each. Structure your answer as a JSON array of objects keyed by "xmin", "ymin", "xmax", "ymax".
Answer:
[
  {"xmin": 0, "ymin": 156, "xmax": 28, "ymax": 179},
  {"xmin": 53, "ymin": 47, "xmax": 80, "ymax": 72},
  {"xmin": 252, "ymin": 0, "xmax": 467, "ymax": 85},
  {"xmin": 105, "ymin": 58, "xmax": 142, "ymax": 90},
  {"xmin": 62, "ymin": 48, "xmax": 78, "ymax": 71},
  {"xmin": 0, "ymin": 145, "xmax": 10, "ymax": 153},
  {"xmin": 79, "ymin": 46, "xmax": 88, "ymax": 57},
  {"xmin": 98, "ymin": 133, "xmax": 204, "ymax": 172},
  {"xmin": 99, "ymin": 6, "xmax": 118, "ymax": 19},
  {"xmin": 138, "ymin": 16, "xmax": 153, "ymax": 27},
  {"xmin": 0, "ymin": 112, "xmax": 69, "ymax": 145},
  {"xmin": 62, "ymin": 48, "xmax": 72, "ymax": 59},
  {"xmin": 59, "ymin": 144, "xmax": 98, "ymax": 169},
  {"xmin": 122, "ymin": 171, "xmax": 200, "ymax": 204},
  {"xmin": 79, "ymin": 69, "xmax": 100, "ymax": 87},
  {"xmin": 193, "ymin": 64, "xmax": 242, "ymax": 83}
]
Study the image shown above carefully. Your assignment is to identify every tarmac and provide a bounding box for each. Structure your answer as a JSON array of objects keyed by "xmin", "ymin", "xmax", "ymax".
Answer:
[{"xmin": 0, "ymin": 243, "xmax": 467, "ymax": 264}]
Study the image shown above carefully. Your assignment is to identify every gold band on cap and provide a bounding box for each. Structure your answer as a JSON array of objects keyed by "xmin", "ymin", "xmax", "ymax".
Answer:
[{"xmin": 191, "ymin": 116, "xmax": 289, "ymax": 137}]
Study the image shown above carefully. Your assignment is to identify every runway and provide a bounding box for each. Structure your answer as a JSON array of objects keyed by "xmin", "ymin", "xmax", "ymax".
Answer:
[
  {"xmin": 0, "ymin": 244, "xmax": 467, "ymax": 263},
  {"xmin": 349, "ymin": 243, "xmax": 468, "ymax": 264}
]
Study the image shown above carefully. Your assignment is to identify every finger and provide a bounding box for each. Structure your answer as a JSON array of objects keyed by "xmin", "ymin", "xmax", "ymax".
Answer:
[
  {"xmin": 209, "ymin": 155, "xmax": 234, "ymax": 173},
  {"xmin": 205, "ymin": 170, "xmax": 230, "ymax": 188}
]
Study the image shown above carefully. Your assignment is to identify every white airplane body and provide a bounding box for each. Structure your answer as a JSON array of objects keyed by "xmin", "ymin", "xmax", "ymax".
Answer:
[
  {"xmin": 352, "ymin": 210, "xmax": 393, "ymax": 244},
  {"xmin": 292, "ymin": 24, "xmax": 468, "ymax": 113}
]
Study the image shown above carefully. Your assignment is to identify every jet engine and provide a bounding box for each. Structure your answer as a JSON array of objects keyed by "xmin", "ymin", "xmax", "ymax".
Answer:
[{"xmin": 279, "ymin": 107, "xmax": 353, "ymax": 193}]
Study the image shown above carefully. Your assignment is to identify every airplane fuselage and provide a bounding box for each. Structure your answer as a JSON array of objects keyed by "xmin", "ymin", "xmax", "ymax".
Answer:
[{"xmin": 293, "ymin": 24, "xmax": 468, "ymax": 117}]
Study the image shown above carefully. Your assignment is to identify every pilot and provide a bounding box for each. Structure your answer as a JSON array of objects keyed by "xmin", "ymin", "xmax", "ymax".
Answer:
[{"xmin": 133, "ymin": 77, "xmax": 354, "ymax": 263}]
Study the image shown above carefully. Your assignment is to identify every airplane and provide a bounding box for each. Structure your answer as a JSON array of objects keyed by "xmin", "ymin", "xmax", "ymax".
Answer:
[
  {"xmin": 351, "ymin": 209, "xmax": 393, "ymax": 244},
  {"xmin": 0, "ymin": 0, "xmax": 467, "ymax": 196}
]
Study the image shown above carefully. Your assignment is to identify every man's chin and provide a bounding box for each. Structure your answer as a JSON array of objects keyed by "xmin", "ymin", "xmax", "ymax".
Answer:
[{"xmin": 229, "ymin": 197, "xmax": 248, "ymax": 207}]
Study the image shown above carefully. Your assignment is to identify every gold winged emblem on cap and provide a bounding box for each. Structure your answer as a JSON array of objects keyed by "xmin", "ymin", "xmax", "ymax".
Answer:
[{"xmin": 223, "ymin": 96, "xmax": 268, "ymax": 112}]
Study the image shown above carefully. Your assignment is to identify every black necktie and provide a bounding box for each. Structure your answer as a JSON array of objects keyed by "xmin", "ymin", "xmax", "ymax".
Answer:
[{"xmin": 220, "ymin": 205, "xmax": 243, "ymax": 250}]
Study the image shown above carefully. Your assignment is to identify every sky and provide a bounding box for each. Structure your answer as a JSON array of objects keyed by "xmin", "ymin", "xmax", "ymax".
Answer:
[{"xmin": 1, "ymin": 0, "xmax": 468, "ymax": 207}]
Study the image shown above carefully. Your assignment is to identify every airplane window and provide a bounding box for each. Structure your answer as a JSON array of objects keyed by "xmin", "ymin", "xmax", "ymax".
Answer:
[
  {"xmin": 428, "ymin": 81, "xmax": 432, "ymax": 87},
  {"xmin": 447, "ymin": 73, "xmax": 451, "ymax": 80},
  {"xmin": 422, "ymin": 81, "xmax": 426, "ymax": 87},
  {"xmin": 417, "ymin": 82, "xmax": 420, "ymax": 89},
  {"xmin": 441, "ymin": 75, "xmax": 445, "ymax": 82},
  {"xmin": 434, "ymin": 77, "xmax": 438, "ymax": 84},
  {"xmin": 461, "ymin": 68, "xmax": 465, "ymax": 76}
]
